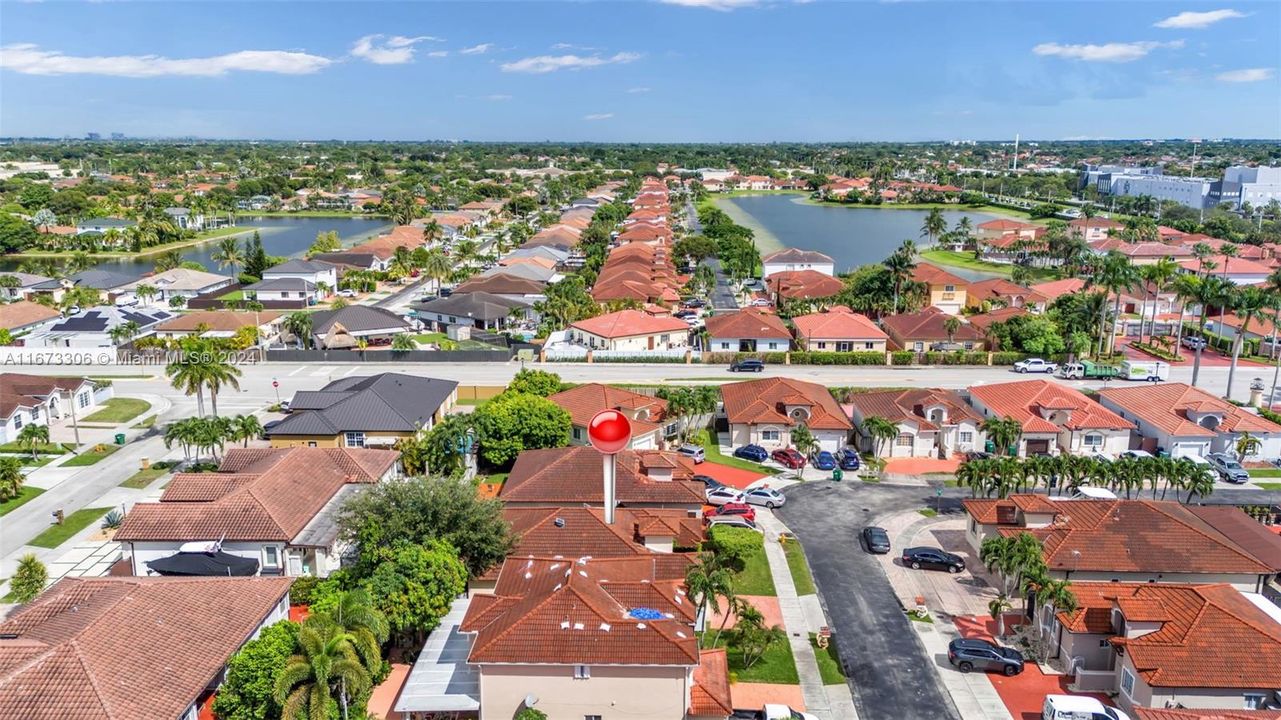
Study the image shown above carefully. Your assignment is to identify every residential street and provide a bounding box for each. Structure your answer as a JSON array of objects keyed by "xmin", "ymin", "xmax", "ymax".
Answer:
[{"xmin": 702, "ymin": 257, "xmax": 741, "ymax": 312}]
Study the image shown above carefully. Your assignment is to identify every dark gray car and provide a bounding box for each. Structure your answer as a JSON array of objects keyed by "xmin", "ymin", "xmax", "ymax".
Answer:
[
  {"xmin": 947, "ymin": 638, "xmax": 1024, "ymax": 676},
  {"xmin": 862, "ymin": 526, "xmax": 891, "ymax": 554}
]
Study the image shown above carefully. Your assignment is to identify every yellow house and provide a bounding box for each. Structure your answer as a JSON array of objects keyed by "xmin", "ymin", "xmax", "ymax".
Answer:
[
  {"xmin": 911, "ymin": 263, "xmax": 969, "ymax": 315},
  {"xmin": 267, "ymin": 373, "xmax": 457, "ymax": 448}
]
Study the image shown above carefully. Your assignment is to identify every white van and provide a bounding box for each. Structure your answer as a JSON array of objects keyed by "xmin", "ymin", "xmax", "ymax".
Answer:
[
  {"xmin": 1070, "ymin": 486, "xmax": 1118, "ymax": 500},
  {"xmin": 1043, "ymin": 694, "xmax": 1130, "ymax": 720}
]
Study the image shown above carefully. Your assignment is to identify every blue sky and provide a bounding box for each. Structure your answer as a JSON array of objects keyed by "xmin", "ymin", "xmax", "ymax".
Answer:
[{"xmin": 1, "ymin": 1, "xmax": 1277, "ymax": 141}]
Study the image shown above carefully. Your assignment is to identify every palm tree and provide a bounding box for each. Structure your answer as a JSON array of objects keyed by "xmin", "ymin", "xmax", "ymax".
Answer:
[
  {"xmin": 920, "ymin": 208, "xmax": 947, "ymax": 247},
  {"xmin": 202, "ymin": 353, "xmax": 243, "ymax": 417},
  {"xmin": 230, "ymin": 414, "xmax": 263, "ymax": 447},
  {"xmin": 1137, "ymin": 257, "xmax": 1178, "ymax": 346},
  {"xmin": 16, "ymin": 423, "xmax": 49, "ymax": 461},
  {"xmin": 883, "ymin": 246, "xmax": 916, "ymax": 316},
  {"xmin": 1090, "ymin": 252, "xmax": 1138, "ymax": 355},
  {"xmin": 134, "ymin": 283, "xmax": 159, "ymax": 307},
  {"xmin": 211, "ymin": 236, "xmax": 244, "ymax": 276},
  {"xmin": 861, "ymin": 416, "xmax": 900, "ymax": 458},
  {"xmin": 943, "ymin": 315, "xmax": 961, "ymax": 345},
  {"xmin": 1235, "ymin": 431, "xmax": 1262, "ymax": 461},
  {"xmin": 284, "ymin": 312, "xmax": 314, "ymax": 349},
  {"xmin": 325, "ymin": 589, "xmax": 390, "ymax": 677},
  {"xmin": 1225, "ymin": 285, "xmax": 1267, "ymax": 400},
  {"xmin": 789, "ymin": 423, "xmax": 818, "ymax": 457},
  {"xmin": 165, "ymin": 356, "xmax": 208, "ymax": 418},
  {"xmin": 1191, "ymin": 242, "xmax": 1215, "ymax": 277},
  {"xmin": 988, "ymin": 594, "xmax": 1013, "ymax": 638},
  {"xmin": 1183, "ymin": 463, "xmax": 1216, "ymax": 503},
  {"xmin": 154, "ymin": 248, "xmax": 184, "ymax": 272},
  {"xmin": 274, "ymin": 616, "xmax": 373, "ymax": 720},
  {"xmin": 982, "ymin": 416, "xmax": 1023, "ymax": 457},
  {"xmin": 1171, "ymin": 274, "xmax": 1202, "ymax": 358},
  {"xmin": 685, "ymin": 554, "xmax": 734, "ymax": 648},
  {"xmin": 108, "ymin": 320, "xmax": 142, "ymax": 346},
  {"xmin": 1219, "ymin": 242, "xmax": 1239, "ymax": 278}
]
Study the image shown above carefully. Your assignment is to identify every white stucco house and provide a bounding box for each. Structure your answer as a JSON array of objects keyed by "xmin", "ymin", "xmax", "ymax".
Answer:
[
  {"xmin": 721, "ymin": 377, "xmax": 852, "ymax": 452},
  {"xmin": 761, "ymin": 248, "xmax": 836, "ymax": 277},
  {"xmin": 966, "ymin": 379, "xmax": 1133, "ymax": 458},
  {"xmin": 703, "ymin": 308, "xmax": 791, "ymax": 353},
  {"xmin": 1098, "ymin": 382, "xmax": 1281, "ymax": 460},
  {"xmin": 848, "ymin": 388, "xmax": 984, "ymax": 458},
  {"xmin": 0, "ymin": 373, "xmax": 109, "ymax": 444},
  {"xmin": 568, "ymin": 310, "xmax": 690, "ymax": 352}
]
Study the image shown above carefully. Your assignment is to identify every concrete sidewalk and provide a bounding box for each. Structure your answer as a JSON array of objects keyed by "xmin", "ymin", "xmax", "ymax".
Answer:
[{"xmin": 756, "ymin": 512, "xmax": 860, "ymax": 720}]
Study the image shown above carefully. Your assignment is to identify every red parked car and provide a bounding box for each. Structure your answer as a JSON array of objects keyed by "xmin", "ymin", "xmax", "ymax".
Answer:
[
  {"xmin": 703, "ymin": 502, "xmax": 757, "ymax": 523},
  {"xmin": 771, "ymin": 448, "xmax": 807, "ymax": 469}
]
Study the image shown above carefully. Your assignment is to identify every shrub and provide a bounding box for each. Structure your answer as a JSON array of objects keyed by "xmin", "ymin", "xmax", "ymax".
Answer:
[
  {"xmin": 100, "ymin": 509, "xmax": 124, "ymax": 530},
  {"xmin": 708, "ymin": 525, "xmax": 763, "ymax": 571},
  {"xmin": 789, "ymin": 351, "xmax": 885, "ymax": 365},
  {"xmin": 9, "ymin": 554, "xmax": 47, "ymax": 603},
  {"xmin": 990, "ymin": 351, "xmax": 1031, "ymax": 365},
  {"xmin": 288, "ymin": 575, "xmax": 321, "ymax": 606},
  {"xmin": 890, "ymin": 351, "xmax": 915, "ymax": 366}
]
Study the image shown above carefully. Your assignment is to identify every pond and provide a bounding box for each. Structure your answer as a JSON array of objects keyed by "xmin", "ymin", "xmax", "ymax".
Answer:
[
  {"xmin": 0, "ymin": 215, "xmax": 394, "ymax": 280},
  {"xmin": 717, "ymin": 194, "xmax": 1004, "ymax": 280}
]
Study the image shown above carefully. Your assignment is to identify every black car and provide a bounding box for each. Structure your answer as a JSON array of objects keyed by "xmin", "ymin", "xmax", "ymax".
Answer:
[
  {"xmin": 673, "ymin": 309, "xmax": 699, "ymax": 319},
  {"xmin": 733, "ymin": 444, "xmax": 770, "ymax": 462},
  {"xmin": 835, "ymin": 448, "xmax": 861, "ymax": 470},
  {"xmin": 901, "ymin": 546, "xmax": 965, "ymax": 573},
  {"xmin": 682, "ymin": 298, "xmax": 707, "ymax": 308},
  {"xmin": 730, "ymin": 359, "xmax": 765, "ymax": 372},
  {"xmin": 964, "ymin": 450, "xmax": 992, "ymax": 461},
  {"xmin": 692, "ymin": 474, "xmax": 725, "ymax": 490},
  {"xmin": 862, "ymin": 526, "xmax": 891, "ymax": 554},
  {"xmin": 947, "ymin": 638, "xmax": 1024, "ymax": 676}
]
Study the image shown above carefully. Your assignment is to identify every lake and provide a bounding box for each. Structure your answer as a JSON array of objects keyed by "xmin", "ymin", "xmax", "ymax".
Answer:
[
  {"xmin": 718, "ymin": 194, "xmax": 1003, "ymax": 280},
  {"xmin": 1, "ymin": 216, "xmax": 394, "ymax": 279}
]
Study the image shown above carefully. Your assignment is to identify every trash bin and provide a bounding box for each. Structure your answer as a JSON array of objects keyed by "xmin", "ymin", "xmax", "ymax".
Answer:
[
  {"xmin": 985, "ymin": 440, "xmax": 996, "ymax": 453},
  {"xmin": 114, "ymin": 433, "xmax": 126, "ymax": 445},
  {"xmin": 832, "ymin": 469, "xmax": 843, "ymax": 482}
]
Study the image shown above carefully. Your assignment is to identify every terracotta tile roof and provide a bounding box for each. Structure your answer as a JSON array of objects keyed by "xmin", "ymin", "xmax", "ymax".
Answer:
[
  {"xmin": 115, "ymin": 447, "xmax": 398, "ymax": 542},
  {"xmin": 721, "ymin": 377, "xmax": 853, "ymax": 431},
  {"xmin": 1136, "ymin": 710, "xmax": 1281, "ymax": 720},
  {"xmin": 1069, "ymin": 217, "xmax": 1125, "ymax": 230},
  {"xmin": 848, "ymin": 388, "xmax": 979, "ymax": 431},
  {"xmin": 548, "ymin": 383, "xmax": 668, "ymax": 434},
  {"xmin": 0, "ymin": 301, "xmax": 60, "ymax": 331},
  {"xmin": 0, "ymin": 576, "xmax": 292, "ymax": 720},
  {"xmin": 994, "ymin": 498, "xmax": 1276, "ymax": 575},
  {"xmin": 1058, "ymin": 583, "xmax": 1281, "ymax": 690},
  {"xmin": 911, "ymin": 263, "xmax": 968, "ymax": 287},
  {"xmin": 0, "ymin": 373, "xmax": 92, "ymax": 420},
  {"xmin": 968, "ymin": 379, "xmax": 1133, "ymax": 433},
  {"xmin": 966, "ymin": 278, "xmax": 1047, "ymax": 306},
  {"xmin": 762, "ymin": 248, "xmax": 834, "ymax": 265},
  {"xmin": 570, "ymin": 309, "xmax": 689, "ymax": 339},
  {"xmin": 792, "ymin": 307, "xmax": 888, "ymax": 341},
  {"xmin": 1029, "ymin": 277, "xmax": 1087, "ymax": 300},
  {"xmin": 967, "ymin": 306, "xmax": 1028, "ymax": 332},
  {"xmin": 705, "ymin": 308, "xmax": 791, "ymax": 340},
  {"xmin": 463, "ymin": 556, "xmax": 699, "ymax": 666},
  {"xmin": 765, "ymin": 270, "xmax": 845, "ymax": 300},
  {"xmin": 881, "ymin": 306, "xmax": 985, "ymax": 343},
  {"xmin": 691, "ymin": 649, "xmax": 734, "ymax": 716},
  {"xmin": 501, "ymin": 446, "xmax": 706, "ymax": 506},
  {"xmin": 1098, "ymin": 383, "xmax": 1281, "ymax": 438},
  {"xmin": 1179, "ymin": 255, "xmax": 1273, "ymax": 276},
  {"xmin": 154, "ymin": 310, "xmax": 281, "ymax": 333},
  {"xmin": 978, "ymin": 219, "xmax": 1038, "ymax": 231},
  {"xmin": 1216, "ymin": 310, "xmax": 1281, "ymax": 338},
  {"xmin": 962, "ymin": 495, "xmax": 1060, "ymax": 525}
]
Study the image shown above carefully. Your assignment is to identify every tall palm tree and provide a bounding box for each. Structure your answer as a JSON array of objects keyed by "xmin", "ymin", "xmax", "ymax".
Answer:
[
  {"xmin": 861, "ymin": 416, "xmax": 900, "ymax": 458},
  {"xmin": 1218, "ymin": 242, "xmax": 1239, "ymax": 279},
  {"xmin": 1225, "ymin": 285, "xmax": 1267, "ymax": 400},
  {"xmin": 685, "ymin": 554, "xmax": 734, "ymax": 648},
  {"xmin": 165, "ymin": 357, "xmax": 209, "ymax": 418},
  {"xmin": 326, "ymin": 589, "xmax": 390, "ymax": 677},
  {"xmin": 16, "ymin": 423, "xmax": 49, "ymax": 461},
  {"xmin": 1090, "ymin": 252, "xmax": 1138, "ymax": 355},
  {"xmin": 230, "ymin": 414, "xmax": 263, "ymax": 447},
  {"xmin": 1171, "ymin": 274, "xmax": 1202, "ymax": 358},
  {"xmin": 211, "ymin": 236, "xmax": 244, "ymax": 276},
  {"xmin": 274, "ymin": 616, "xmax": 372, "ymax": 720},
  {"xmin": 1137, "ymin": 257, "xmax": 1178, "ymax": 346},
  {"xmin": 202, "ymin": 353, "xmax": 243, "ymax": 417},
  {"xmin": 920, "ymin": 208, "xmax": 946, "ymax": 247},
  {"xmin": 284, "ymin": 312, "xmax": 314, "ymax": 349},
  {"xmin": 108, "ymin": 320, "xmax": 142, "ymax": 346},
  {"xmin": 882, "ymin": 246, "xmax": 916, "ymax": 315},
  {"xmin": 1191, "ymin": 242, "xmax": 1214, "ymax": 277}
]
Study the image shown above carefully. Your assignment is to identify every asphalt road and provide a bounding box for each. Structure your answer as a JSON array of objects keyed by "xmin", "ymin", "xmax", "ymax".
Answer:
[
  {"xmin": 776, "ymin": 481, "xmax": 972, "ymax": 720},
  {"xmin": 702, "ymin": 257, "xmax": 741, "ymax": 312}
]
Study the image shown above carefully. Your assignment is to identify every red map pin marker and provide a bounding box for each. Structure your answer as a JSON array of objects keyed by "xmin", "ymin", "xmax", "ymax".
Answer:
[{"xmin": 588, "ymin": 409, "xmax": 632, "ymax": 455}]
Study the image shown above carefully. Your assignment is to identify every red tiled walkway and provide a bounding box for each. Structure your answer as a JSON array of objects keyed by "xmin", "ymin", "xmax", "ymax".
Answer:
[
  {"xmin": 698, "ymin": 460, "xmax": 768, "ymax": 489},
  {"xmin": 954, "ymin": 615, "xmax": 1113, "ymax": 720}
]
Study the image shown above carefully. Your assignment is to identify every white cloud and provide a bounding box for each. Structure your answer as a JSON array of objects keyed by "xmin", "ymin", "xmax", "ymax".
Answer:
[
  {"xmin": 350, "ymin": 34, "xmax": 442, "ymax": 65},
  {"xmin": 626, "ymin": 86, "xmax": 652, "ymax": 94},
  {"xmin": 484, "ymin": 94, "xmax": 512, "ymax": 101},
  {"xmin": 460, "ymin": 43, "xmax": 494, "ymax": 55},
  {"xmin": 584, "ymin": 113, "xmax": 614, "ymax": 121},
  {"xmin": 501, "ymin": 52, "xmax": 640, "ymax": 74},
  {"xmin": 426, "ymin": 50, "xmax": 449, "ymax": 58},
  {"xmin": 1216, "ymin": 67, "xmax": 1274, "ymax": 83},
  {"xmin": 0, "ymin": 43, "xmax": 331, "ymax": 76},
  {"xmin": 1032, "ymin": 40, "xmax": 1183, "ymax": 63},
  {"xmin": 659, "ymin": 0, "xmax": 760, "ymax": 10},
  {"xmin": 552, "ymin": 43, "xmax": 598, "ymax": 51},
  {"xmin": 1155, "ymin": 9, "xmax": 1245, "ymax": 29}
]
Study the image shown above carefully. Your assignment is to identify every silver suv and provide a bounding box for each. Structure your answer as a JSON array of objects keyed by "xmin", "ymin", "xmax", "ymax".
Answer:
[{"xmin": 1205, "ymin": 453, "xmax": 1249, "ymax": 483}]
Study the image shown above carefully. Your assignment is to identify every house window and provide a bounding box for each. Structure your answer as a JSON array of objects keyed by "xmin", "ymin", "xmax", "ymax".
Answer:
[
  {"xmin": 944, "ymin": 285, "xmax": 955, "ymax": 293},
  {"xmin": 12, "ymin": 416, "xmax": 22, "ymax": 430},
  {"xmin": 263, "ymin": 546, "xmax": 280, "ymax": 569},
  {"xmin": 30, "ymin": 406, "xmax": 39, "ymax": 421},
  {"xmin": 836, "ymin": 342, "xmax": 852, "ymax": 352},
  {"xmin": 913, "ymin": 342, "xmax": 924, "ymax": 352},
  {"xmin": 574, "ymin": 665, "xmax": 590, "ymax": 679},
  {"xmin": 660, "ymin": 334, "xmax": 670, "ymax": 344},
  {"xmin": 1244, "ymin": 694, "xmax": 1266, "ymax": 710},
  {"xmin": 664, "ymin": 422, "xmax": 680, "ymax": 437},
  {"xmin": 572, "ymin": 427, "xmax": 583, "ymax": 441},
  {"xmin": 307, "ymin": 441, "xmax": 318, "ymax": 448},
  {"xmin": 762, "ymin": 429, "xmax": 781, "ymax": 441},
  {"xmin": 864, "ymin": 342, "xmax": 875, "ymax": 350},
  {"xmin": 963, "ymin": 342, "xmax": 974, "ymax": 350},
  {"xmin": 959, "ymin": 432, "xmax": 973, "ymax": 443},
  {"xmin": 1083, "ymin": 434, "xmax": 1103, "ymax": 450},
  {"xmin": 1098, "ymin": 639, "xmax": 1110, "ymax": 648},
  {"xmin": 767, "ymin": 342, "xmax": 778, "ymax": 350},
  {"xmin": 344, "ymin": 432, "xmax": 366, "ymax": 448},
  {"xmin": 817, "ymin": 342, "xmax": 827, "ymax": 350},
  {"xmin": 585, "ymin": 716, "xmax": 602, "ymax": 720},
  {"xmin": 968, "ymin": 517, "xmax": 976, "ymax": 533},
  {"xmin": 78, "ymin": 392, "xmax": 90, "ymax": 408},
  {"xmin": 720, "ymin": 342, "xmax": 731, "ymax": 350},
  {"xmin": 1120, "ymin": 667, "xmax": 1135, "ymax": 696},
  {"xmin": 895, "ymin": 433, "xmax": 913, "ymax": 448}
]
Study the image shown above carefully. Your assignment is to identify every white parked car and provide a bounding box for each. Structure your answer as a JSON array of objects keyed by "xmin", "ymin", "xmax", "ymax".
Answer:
[
  {"xmin": 705, "ymin": 486, "xmax": 745, "ymax": 506},
  {"xmin": 705, "ymin": 515, "xmax": 761, "ymax": 532},
  {"xmin": 1013, "ymin": 358, "xmax": 1057, "ymax": 374},
  {"xmin": 336, "ymin": 288, "xmax": 357, "ymax": 298},
  {"xmin": 743, "ymin": 486, "xmax": 786, "ymax": 509},
  {"xmin": 1042, "ymin": 695, "xmax": 1130, "ymax": 720},
  {"xmin": 750, "ymin": 298, "xmax": 772, "ymax": 307}
]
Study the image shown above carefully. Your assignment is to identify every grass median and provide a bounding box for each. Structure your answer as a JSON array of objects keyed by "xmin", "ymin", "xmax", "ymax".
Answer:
[
  {"xmin": 810, "ymin": 633, "xmax": 846, "ymax": 684},
  {"xmin": 0, "ymin": 486, "xmax": 46, "ymax": 516},
  {"xmin": 81, "ymin": 398, "xmax": 151, "ymax": 424},
  {"xmin": 121, "ymin": 466, "xmax": 169, "ymax": 489},
  {"xmin": 63, "ymin": 445, "xmax": 120, "ymax": 467},
  {"xmin": 29, "ymin": 507, "xmax": 111, "ymax": 548},
  {"xmin": 783, "ymin": 541, "xmax": 816, "ymax": 595}
]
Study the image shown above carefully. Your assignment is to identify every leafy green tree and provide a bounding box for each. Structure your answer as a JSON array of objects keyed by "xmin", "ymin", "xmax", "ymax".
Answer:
[
  {"xmin": 214, "ymin": 621, "xmax": 300, "ymax": 720},
  {"xmin": 243, "ymin": 232, "xmax": 269, "ymax": 279},
  {"xmin": 505, "ymin": 368, "xmax": 563, "ymax": 397},
  {"xmin": 472, "ymin": 392, "xmax": 571, "ymax": 467},
  {"xmin": 352, "ymin": 540, "xmax": 467, "ymax": 641},
  {"xmin": 337, "ymin": 475, "xmax": 513, "ymax": 577},
  {"xmin": 9, "ymin": 553, "xmax": 47, "ymax": 603},
  {"xmin": 415, "ymin": 413, "xmax": 473, "ymax": 478},
  {"xmin": 0, "ymin": 214, "xmax": 40, "ymax": 253},
  {"xmin": 515, "ymin": 709, "xmax": 548, "ymax": 720}
]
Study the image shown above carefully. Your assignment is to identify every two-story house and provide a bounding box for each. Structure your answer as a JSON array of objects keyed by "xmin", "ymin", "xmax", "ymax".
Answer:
[
  {"xmin": 848, "ymin": 388, "xmax": 984, "ymax": 458},
  {"xmin": 967, "ymin": 379, "xmax": 1134, "ymax": 457},
  {"xmin": 720, "ymin": 377, "xmax": 853, "ymax": 452},
  {"xmin": 911, "ymin": 263, "xmax": 969, "ymax": 315}
]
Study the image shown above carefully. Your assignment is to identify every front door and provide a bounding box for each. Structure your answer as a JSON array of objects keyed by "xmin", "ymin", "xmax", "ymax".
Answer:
[
  {"xmin": 648, "ymin": 336, "xmax": 655, "ymax": 350},
  {"xmin": 739, "ymin": 339, "xmax": 756, "ymax": 352}
]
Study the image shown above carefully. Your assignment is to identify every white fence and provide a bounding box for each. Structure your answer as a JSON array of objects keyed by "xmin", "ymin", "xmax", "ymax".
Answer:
[{"xmin": 1070, "ymin": 669, "xmax": 1116, "ymax": 693}]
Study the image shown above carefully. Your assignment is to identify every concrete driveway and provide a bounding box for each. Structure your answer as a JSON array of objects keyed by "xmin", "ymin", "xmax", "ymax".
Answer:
[{"xmin": 776, "ymin": 480, "xmax": 969, "ymax": 720}]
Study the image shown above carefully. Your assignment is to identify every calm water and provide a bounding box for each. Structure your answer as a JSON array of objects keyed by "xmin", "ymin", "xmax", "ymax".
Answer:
[
  {"xmin": 1, "ymin": 216, "xmax": 393, "ymax": 279},
  {"xmin": 722, "ymin": 194, "xmax": 1002, "ymax": 280}
]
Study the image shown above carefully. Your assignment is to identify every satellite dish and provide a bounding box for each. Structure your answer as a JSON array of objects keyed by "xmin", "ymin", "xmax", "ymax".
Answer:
[{"xmin": 524, "ymin": 694, "xmax": 539, "ymax": 707}]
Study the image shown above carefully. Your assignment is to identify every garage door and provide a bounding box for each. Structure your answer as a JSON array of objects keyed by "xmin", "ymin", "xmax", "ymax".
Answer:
[{"xmin": 1026, "ymin": 439, "xmax": 1051, "ymax": 456}]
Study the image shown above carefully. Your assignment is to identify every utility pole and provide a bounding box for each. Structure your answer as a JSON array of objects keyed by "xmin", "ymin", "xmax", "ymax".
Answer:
[{"xmin": 1012, "ymin": 134, "xmax": 1020, "ymax": 173}]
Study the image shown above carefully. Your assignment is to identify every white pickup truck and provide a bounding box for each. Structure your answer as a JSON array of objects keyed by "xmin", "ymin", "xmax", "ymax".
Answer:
[
  {"xmin": 733, "ymin": 705, "xmax": 818, "ymax": 720},
  {"xmin": 1013, "ymin": 358, "xmax": 1058, "ymax": 374}
]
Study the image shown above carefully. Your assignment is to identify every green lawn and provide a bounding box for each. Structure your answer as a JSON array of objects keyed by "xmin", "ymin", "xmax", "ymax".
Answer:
[
  {"xmin": 63, "ymin": 445, "xmax": 120, "ymax": 467},
  {"xmin": 21, "ymin": 455, "xmax": 55, "ymax": 468},
  {"xmin": 1248, "ymin": 469, "xmax": 1281, "ymax": 478},
  {"xmin": 810, "ymin": 633, "xmax": 846, "ymax": 684},
  {"xmin": 0, "ymin": 442, "xmax": 68, "ymax": 455},
  {"xmin": 0, "ymin": 486, "xmax": 46, "ymax": 516},
  {"xmin": 918, "ymin": 508, "xmax": 939, "ymax": 518},
  {"xmin": 29, "ymin": 507, "xmax": 111, "ymax": 548},
  {"xmin": 478, "ymin": 472, "xmax": 508, "ymax": 486},
  {"xmin": 121, "ymin": 466, "xmax": 169, "ymax": 489},
  {"xmin": 80, "ymin": 398, "xmax": 151, "ymax": 424},
  {"xmin": 131, "ymin": 415, "xmax": 158, "ymax": 429},
  {"xmin": 730, "ymin": 543, "xmax": 777, "ymax": 596},
  {"xmin": 919, "ymin": 249, "xmax": 1055, "ymax": 280},
  {"xmin": 690, "ymin": 430, "xmax": 779, "ymax": 475},
  {"xmin": 783, "ymin": 541, "xmax": 816, "ymax": 596},
  {"xmin": 1254, "ymin": 482, "xmax": 1281, "ymax": 490},
  {"xmin": 707, "ymin": 633, "xmax": 799, "ymax": 684},
  {"xmin": 218, "ymin": 290, "xmax": 246, "ymax": 302}
]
